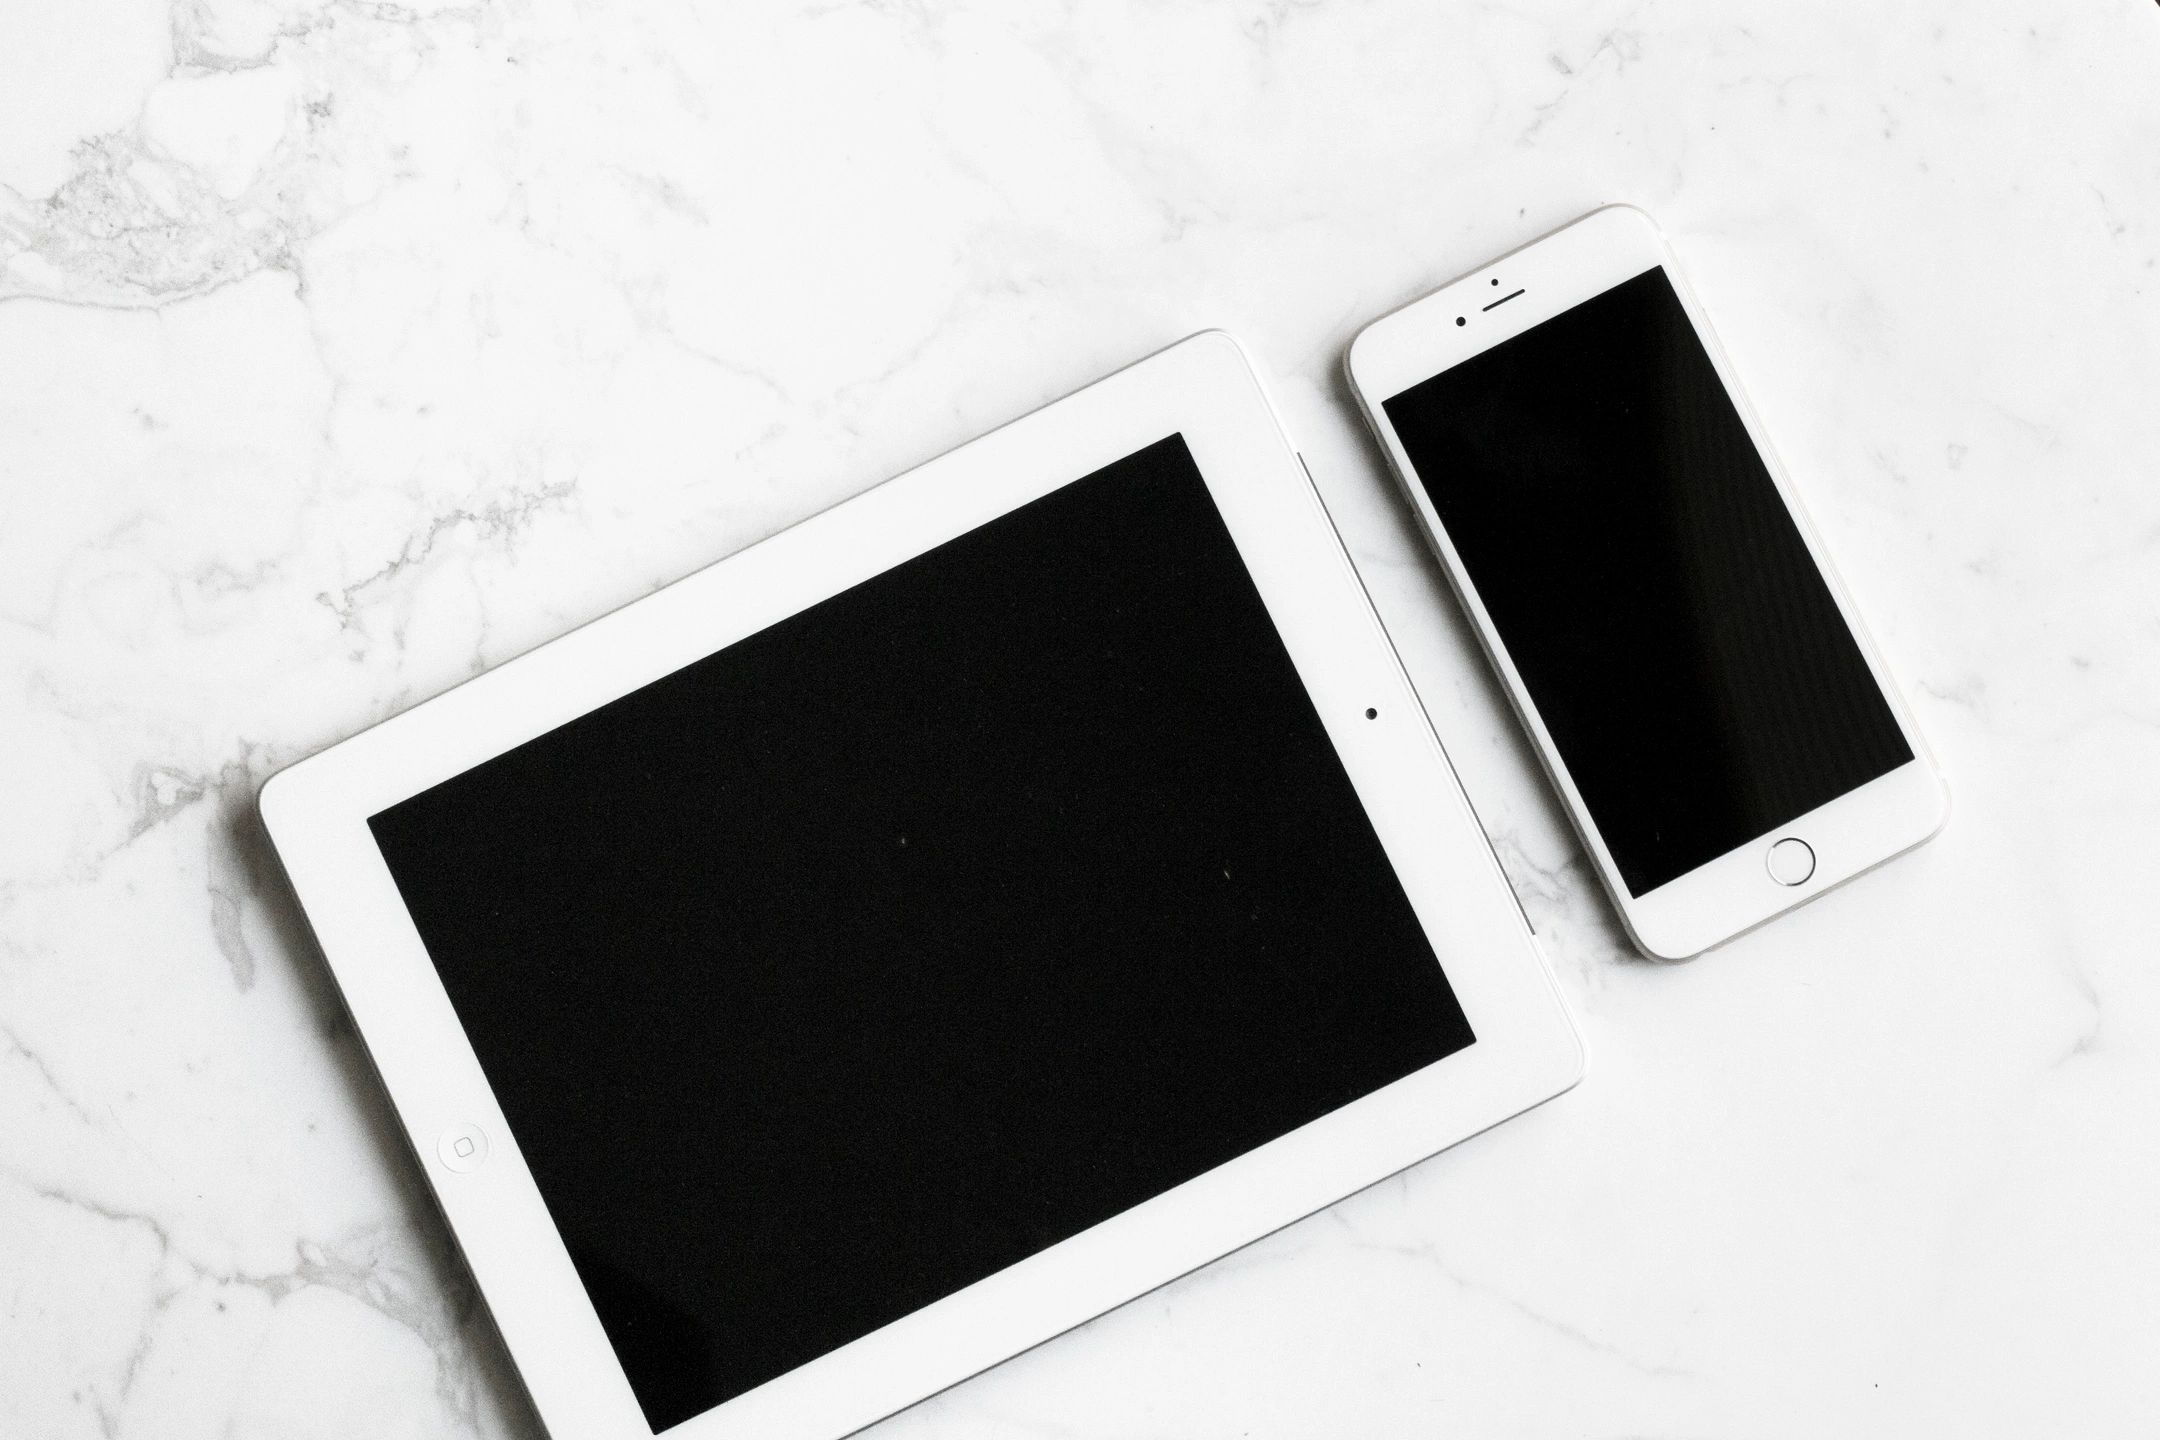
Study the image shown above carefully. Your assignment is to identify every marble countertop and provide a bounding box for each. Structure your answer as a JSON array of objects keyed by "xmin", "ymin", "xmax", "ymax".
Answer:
[{"xmin": 6, "ymin": 2, "xmax": 2160, "ymax": 1436}]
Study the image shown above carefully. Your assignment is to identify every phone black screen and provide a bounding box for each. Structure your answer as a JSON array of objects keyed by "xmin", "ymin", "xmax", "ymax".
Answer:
[
  {"xmin": 368, "ymin": 434, "xmax": 1473, "ymax": 1432},
  {"xmin": 1381, "ymin": 267, "xmax": 1911, "ymax": 896}
]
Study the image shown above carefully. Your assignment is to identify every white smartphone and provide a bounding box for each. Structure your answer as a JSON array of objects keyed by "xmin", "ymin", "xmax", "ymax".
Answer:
[{"xmin": 1346, "ymin": 205, "xmax": 1947, "ymax": 959}]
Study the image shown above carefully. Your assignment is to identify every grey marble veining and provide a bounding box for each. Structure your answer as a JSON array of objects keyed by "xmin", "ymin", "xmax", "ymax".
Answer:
[{"xmin": 5, "ymin": 2, "xmax": 2160, "ymax": 1436}]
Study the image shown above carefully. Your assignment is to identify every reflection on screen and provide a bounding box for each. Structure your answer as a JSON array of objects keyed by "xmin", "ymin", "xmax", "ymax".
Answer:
[
  {"xmin": 1382, "ymin": 267, "xmax": 1910, "ymax": 896},
  {"xmin": 369, "ymin": 435, "xmax": 1473, "ymax": 1432}
]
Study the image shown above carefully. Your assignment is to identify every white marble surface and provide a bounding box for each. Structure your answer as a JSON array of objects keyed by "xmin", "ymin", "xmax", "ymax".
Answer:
[{"xmin": 6, "ymin": 1, "xmax": 2160, "ymax": 1435}]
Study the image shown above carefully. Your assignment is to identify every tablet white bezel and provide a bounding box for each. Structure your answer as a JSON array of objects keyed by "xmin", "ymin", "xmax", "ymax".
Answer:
[
  {"xmin": 261, "ymin": 331, "xmax": 1582, "ymax": 1440},
  {"xmin": 1346, "ymin": 207, "xmax": 1947, "ymax": 959}
]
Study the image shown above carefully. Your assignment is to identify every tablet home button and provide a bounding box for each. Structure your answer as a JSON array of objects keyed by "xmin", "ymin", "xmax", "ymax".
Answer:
[
  {"xmin": 437, "ymin": 1123, "xmax": 489, "ymax": 1174},
  {"xmin": 1766, "ymin": 837, "xmax": 1815, "ymax": 886}
]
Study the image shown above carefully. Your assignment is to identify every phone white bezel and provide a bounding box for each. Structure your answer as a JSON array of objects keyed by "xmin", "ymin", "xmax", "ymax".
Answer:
[
  {"xmin": 1346, "ymin": 207, "xmax": 1948, "ymax": 960},
  {"xmin": 260, "ymin": 331, "xmax": 1584, "ymax": 1440}
]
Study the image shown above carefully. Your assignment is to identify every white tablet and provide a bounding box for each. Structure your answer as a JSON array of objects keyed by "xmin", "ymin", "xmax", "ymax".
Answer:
[{"xmin": 261, "ymin": 331, "xmax": 1582, "ymax": 1440}]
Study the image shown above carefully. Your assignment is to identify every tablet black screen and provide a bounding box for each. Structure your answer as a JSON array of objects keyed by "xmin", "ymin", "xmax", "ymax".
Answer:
[{"xmin": 369, "ymin": 433, "xmax": 1473, "ymax": 1432}]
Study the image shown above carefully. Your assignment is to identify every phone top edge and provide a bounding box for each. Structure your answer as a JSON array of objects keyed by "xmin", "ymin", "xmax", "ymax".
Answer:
[
  {"xmin": 1346, "ymin": 206, "xmax": 1664, "ymax": 374},
  {"xmin": 1347, "ymin": 207, "xmax": 1668, "ymax": 406}
]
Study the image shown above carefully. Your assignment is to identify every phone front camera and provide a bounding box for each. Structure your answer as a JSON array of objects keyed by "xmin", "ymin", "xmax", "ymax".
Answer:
[{"xmin": 1455, "ymin": 316, "xmax": 1466, "ymax": 327}]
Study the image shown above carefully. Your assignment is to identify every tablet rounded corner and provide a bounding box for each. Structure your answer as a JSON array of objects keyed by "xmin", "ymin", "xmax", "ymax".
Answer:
[
  {"xmin": 1546, "ymin": 1021, "xmax": 1589, "ymax": 1101},
  {"xmin": 255, "ymin": 761, "xmax": 305, "ymax": 842},
  {"xmin": 1919, "ymin": 765, "xmax": 1953, "ymax": 845},
  {"xmin": 1177, "ymin": 327, "xmax": 1260, "ymax": 379}
]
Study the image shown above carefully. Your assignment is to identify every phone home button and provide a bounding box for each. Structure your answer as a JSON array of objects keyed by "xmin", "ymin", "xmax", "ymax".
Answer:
[{"xmin": 1766, "ymin": 837, "xmax": 1815, "ymax": 886}]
